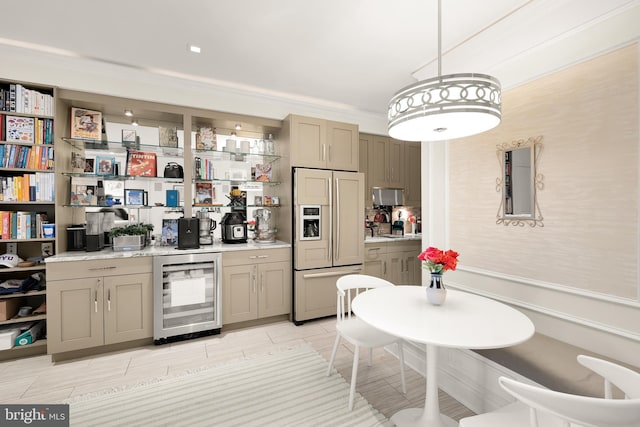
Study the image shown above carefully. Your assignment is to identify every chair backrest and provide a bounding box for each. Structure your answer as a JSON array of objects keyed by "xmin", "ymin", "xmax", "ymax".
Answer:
[
  {"xmin": 335, "ymin": 274, "xmax": 394, "ymax": 322},
  {"xmin": 498, "ymin": 376, "xmax": 640, "ymax": 427},
  {"xmin": 577, "ymin": 354, "xmax": 640, "ymax": 399}
]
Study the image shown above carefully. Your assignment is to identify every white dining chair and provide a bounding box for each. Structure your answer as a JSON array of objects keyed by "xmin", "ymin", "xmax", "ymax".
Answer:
[
  {"xmin": 459, "ymin": 355, "xmax": 640, "ymax": 427},
  {"xmin": 326, "ymin": 274, "xmax": 406, "ymax": 411}
]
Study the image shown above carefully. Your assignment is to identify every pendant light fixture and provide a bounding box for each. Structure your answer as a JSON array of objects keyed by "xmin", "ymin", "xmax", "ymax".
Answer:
[{"xmin": 388, "ymin": 0, "xmax": 502, "ymax": 142}]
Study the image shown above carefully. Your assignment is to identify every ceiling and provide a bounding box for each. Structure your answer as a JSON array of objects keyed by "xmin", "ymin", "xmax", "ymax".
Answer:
[{"xmin": 0, "ymin": 0, "xmax": 638, "ymax": 122}]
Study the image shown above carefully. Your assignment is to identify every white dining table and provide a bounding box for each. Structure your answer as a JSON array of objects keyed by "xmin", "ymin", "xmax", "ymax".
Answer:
[{"xmin": 351, "ymin": 285, "xmax": 535, "ymax": 427}]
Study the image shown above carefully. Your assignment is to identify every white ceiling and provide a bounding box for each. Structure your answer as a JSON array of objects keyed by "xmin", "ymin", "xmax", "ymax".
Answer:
[{"xmin": 0, "ymin": 0, "xmax": 638, "ymax": 124}]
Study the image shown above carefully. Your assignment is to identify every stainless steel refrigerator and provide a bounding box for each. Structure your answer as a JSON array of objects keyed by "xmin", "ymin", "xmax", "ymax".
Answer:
[{"xmin": 292, "ymin": 167, "xmax": 364, "ymax": 324}]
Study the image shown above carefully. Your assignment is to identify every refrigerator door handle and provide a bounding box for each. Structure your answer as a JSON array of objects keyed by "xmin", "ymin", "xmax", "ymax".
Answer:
[
  {"xmin": 302, "ymin": 268, "xmax": 362, "ymax": 279},
  {"xmin": 328, "ymin": 176, "xmax": 333, "ymax": 262}
]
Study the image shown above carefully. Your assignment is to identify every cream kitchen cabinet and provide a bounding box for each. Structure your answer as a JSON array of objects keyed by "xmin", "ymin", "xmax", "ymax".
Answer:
[
  {"xmin": 364, "ymin": 240, "xmax": 421, "ymax": 285},
  {"xmin": 287, "ymin": 114, "xmax": 359, "ymax": 171},
  {"xmin": 222, "ymin": 248, "xmax": 291, "ymax": 324},
  {"xmin": 359, "ymin": 133, "xmax": 373, "ymax": 207},
  {"xmin": 404, "ymin": 141, "xmax": 422, "ymax": 207},
  {"xmin": 368, "ymin": 135, "xmax": 404, "ymax": 189},
  {"xmin": 46, "ymin": 257, "xmax": 153, "ymax": 354}
]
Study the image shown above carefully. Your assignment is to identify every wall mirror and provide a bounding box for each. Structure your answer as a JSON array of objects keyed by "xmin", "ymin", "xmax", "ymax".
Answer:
[{"xmin": 496, "ymin": 136, "xmax": 544, "ymax": 227}]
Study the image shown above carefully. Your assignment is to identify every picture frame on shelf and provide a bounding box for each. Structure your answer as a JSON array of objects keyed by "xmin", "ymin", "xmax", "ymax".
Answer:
[
  {"xmin": 96, "ymin": 155, "xmax": 115, "ymax": 176},
  {"xmin": 254, "ymin": 196, "xmax": 263, "ymax": 206},
  {"xmin": 161, "ymin": 219, "xmax": 178, "ymax": 246},
  {"xmin": 173, "ymin": 185, "xmax": 184, "ymax": 204},
  {"xmin": 124, "ymin": 189, "xmax": 147, "ymax": 206},
  {"xmin": 71, "ymin": 149, "xmax": 86, "ymax": 172},
  {"xmin": 194, "ymin": 182, "xmax": 213, "ymax": 205},
  {"xmin": 159, "ymin": 126, "xmax": 179, "ymax": 148},
  {"xmin": 122, "ymin": 129, "xmax": 137, "ymax": 143},
  {"xmin": 84, "ymin": 158, "xmax": 95, "ymax": 174},
  {"xmin": 70, "ymin": 107, "xmax": 102, "ymax": 140}
]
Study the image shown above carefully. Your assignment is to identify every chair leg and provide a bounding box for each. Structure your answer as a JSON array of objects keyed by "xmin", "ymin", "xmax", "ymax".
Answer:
[
  {"xmin": 349, "ymin": 345, "xmax": 360, "ymax": 411},
  {"xmin": 327, "ymin": 334, "xmax": 341, "ymax": 376},
  {"xmin": 397, "ymin": 341, "xmax": 406, "ymax": 394}
]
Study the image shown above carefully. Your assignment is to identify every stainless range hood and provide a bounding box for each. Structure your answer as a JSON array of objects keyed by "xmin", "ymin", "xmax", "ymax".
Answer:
[{"xmin": 372, "ymin": 188, "xmax": 404, "ymax": 206}]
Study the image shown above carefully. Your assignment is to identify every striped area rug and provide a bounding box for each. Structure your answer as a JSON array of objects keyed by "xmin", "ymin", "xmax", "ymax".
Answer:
[{"xmin": 65, "ymin": 345, "xmax": 390, "ymax": 427}]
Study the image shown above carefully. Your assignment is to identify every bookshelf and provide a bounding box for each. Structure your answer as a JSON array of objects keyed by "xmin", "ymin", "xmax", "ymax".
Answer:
[{"xmin": 0, "ymin": 79, "xmax": 55, "ymax": 359}]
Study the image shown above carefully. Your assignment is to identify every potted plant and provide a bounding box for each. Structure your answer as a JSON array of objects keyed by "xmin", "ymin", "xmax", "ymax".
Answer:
[{"xmin": 108, "ymin": 223, "xmax": 154, "ymax": 251}]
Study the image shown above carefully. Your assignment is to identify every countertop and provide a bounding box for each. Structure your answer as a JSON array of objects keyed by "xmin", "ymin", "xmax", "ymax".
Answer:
[
  {"xmin": 45, "ymin": 240, "xmax": 291, "ymax": 263},
  {"xmin": 365, "ymin": 234, "xmax": 422, "ymax": 244}
]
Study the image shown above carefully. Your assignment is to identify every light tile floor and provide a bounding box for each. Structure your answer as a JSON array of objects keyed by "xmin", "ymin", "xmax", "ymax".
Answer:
[{"xmin": 0, "ymin": 318, "xmax": 475, "ymax": 423}]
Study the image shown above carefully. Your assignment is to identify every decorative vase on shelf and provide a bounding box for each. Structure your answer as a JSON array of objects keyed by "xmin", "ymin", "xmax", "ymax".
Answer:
[{"xmin": 426, "ymin": 273, "xmax": 447, "ymax": 305}]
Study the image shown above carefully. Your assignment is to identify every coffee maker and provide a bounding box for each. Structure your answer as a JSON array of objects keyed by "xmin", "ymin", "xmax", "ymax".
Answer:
[
  {"xmin": 196, "ymin": 210, "xmax": 217, "ymax": 245},
  {"xmin": 85, "ymin": 212, "xmax": 104, "ymax": 252}
]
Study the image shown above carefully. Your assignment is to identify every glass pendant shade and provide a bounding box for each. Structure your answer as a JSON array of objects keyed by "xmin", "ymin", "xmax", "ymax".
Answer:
[{"xmin": 388, "ymin": 72, "xmax": 501, "ymax": 142}]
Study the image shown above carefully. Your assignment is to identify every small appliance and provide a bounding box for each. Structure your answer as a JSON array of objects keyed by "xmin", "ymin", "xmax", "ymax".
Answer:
[
  {"xmin": 196, "ymin": 211, "xmax": 217, "ymax": 245},
  {"xmin": 177, "ymin": 218, "xmax": 200, "ymax": 249},
  {"xmin": 66, "ymin": 225, "xmax": 86, "ymax": 251},
  {"xmin": 253, "ymin": 208, "xmax": 275, "ymax": 243},
  {"xmin": 221, "ymin": 211, "xmax": 247, "ymax": 243},
  {"xmin": 85, "ymin": 212, "xmax": 104, "ymax": 252}
]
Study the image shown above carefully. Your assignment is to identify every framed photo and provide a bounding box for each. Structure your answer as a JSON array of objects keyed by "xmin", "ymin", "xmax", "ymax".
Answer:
[
  {"xmin": 159, "ymin": 126, "xmax": 179, "ymax": 148},
  {"xmin": 125, "ymin": 189, "xmax": 146, "ymax": 206},
  {"xmin": 194, "ymin": 182, "xmax": 213, "ymax": 205},
  {"xmin": 122, "ymin": 129, "xmax": 137, "ymax": 143},
  {"xmin": 70, "ymin": 107, "xmax": 102, "ymax": 140},
  {"xmin": 173, "ymin": 185, "xmax": 184, "ymax": 204},
  {"xmin": 161, "ymin": 219, "xmax": 179, "ymax": 246},
  {"xmin": 96, "ymin": 155, "xmax": 115, "ymax": 175},
  {"xmin": 84, "ymin": 158, "xmax": 95, "ymax": 173},
  {"xmin": 254, "ymin": 196, "xmax": 263, "ymax": 206}
]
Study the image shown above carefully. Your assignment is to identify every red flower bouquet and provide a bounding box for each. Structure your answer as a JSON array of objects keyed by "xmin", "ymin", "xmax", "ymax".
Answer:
[{"xmin": 418, "ymin": 246, "xmax": 459, "ymax": 274}]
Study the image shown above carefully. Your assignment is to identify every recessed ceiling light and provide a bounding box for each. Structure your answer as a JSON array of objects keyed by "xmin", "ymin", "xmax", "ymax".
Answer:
[
  {"xmin": 131, "ymin": 120, "xmax": 139, "ymax": 126},
  {"xmin": 235, "ymin": 124, "xmax": 242, "ymax": 131},
  {"xmin": 188, "ymin": 44, "xmax": 201, "ymax": 54},
  {"xmin": 124, "ymin": 109, "xmax": 133, "ymax": 117}
]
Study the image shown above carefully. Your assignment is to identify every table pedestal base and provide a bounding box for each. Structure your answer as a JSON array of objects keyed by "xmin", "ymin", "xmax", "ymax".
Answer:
[{"xmin": 390, "ymin": 408, "xmax": 457, "ymax": 427}]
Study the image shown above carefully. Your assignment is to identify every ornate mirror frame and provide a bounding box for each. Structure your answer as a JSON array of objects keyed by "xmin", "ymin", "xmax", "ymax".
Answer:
[{"xmin": 496, "ymin": 136, "xmax": 544, "ymax": 227}]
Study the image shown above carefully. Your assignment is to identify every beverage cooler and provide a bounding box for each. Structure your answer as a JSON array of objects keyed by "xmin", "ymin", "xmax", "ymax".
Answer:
[{"xmin": 153, "ymin": 252, "xmax": 222, "ymax": 343}]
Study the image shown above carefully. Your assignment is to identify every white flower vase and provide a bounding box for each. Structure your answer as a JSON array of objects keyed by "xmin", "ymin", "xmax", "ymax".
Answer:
[{"xmin": 426, "ymin": 273, "xmax": 447, "ymax": 305}]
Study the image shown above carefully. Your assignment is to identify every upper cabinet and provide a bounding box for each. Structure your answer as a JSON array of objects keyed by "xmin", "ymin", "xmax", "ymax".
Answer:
[
  {"xmin": 365, "ymin": 134, "xmax": 403, "ymax": 189},
  {"xmin": 403, "ymin": 142, "xmax": 421, "ymax": 207},
  {"xmin": 287, "ymin": 115, "xmax": 358, "ymax": 171}
]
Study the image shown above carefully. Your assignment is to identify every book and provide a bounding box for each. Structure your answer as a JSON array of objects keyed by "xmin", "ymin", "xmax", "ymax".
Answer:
[
  {"xmin": 70, "ymin": 107, "xmax": 102, "ymax": 140},
  {"xmin": 126, "ymin": 151, "xmax": 156, "ymax": 177},
  {"xmin": 5, "ymin": 115, "xmax": 34, "ymax": 143},
  {"xmin": 194, "ymin": 182, "xmax": 214, "ymax": 205},
  {"xmin": 255, "ymin": 163, "xmax": 273, "ymax": 182},
  {"xmin": 159, "ymin": 126, "xmax": 178, "ymax": 148},
  {"xmin": 195, "ymin": 127, "xmax": 216, "ymax": 150}
]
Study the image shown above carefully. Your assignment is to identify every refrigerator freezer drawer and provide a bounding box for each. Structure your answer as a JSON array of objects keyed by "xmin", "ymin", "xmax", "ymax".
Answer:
[{"xmin": 294, "ymin": 266, "xmax": 363, "ymax": 323}]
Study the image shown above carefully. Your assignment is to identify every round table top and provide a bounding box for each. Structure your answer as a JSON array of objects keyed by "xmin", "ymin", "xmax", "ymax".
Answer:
[{"xmin": 351, "ymin": 286, "xmax": 535, "ymax": 350}]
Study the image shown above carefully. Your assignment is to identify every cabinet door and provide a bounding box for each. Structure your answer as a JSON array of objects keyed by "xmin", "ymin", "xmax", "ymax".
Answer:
[
  {"xmin": 387, "ymin": 252, "xmax": 403, "ymax": 285},
  {"xmin": 388, "ymin": 139, "xmax": 404, "ymax": 188},
  {"xmin": 327, "ymin": 121, "xmax": 358, "ymax": 171},
  {"xmin": 47, "ymin": 278, "xmax": 104, "ymax": 354},
  {"xmin": 404, "ymin": 142, "xmax": 422, "ymax": 206},
  {"xmin": 290, "ymin": 115, "xmax": 326, "ymax": 168},
  {"xmin": 103, "ymin": 273, "xmax": 153, "ymax": 345},
  {"xmin": 359, "ymin": 134, "xmax": 372, "ymax": 208},
  {"xmin": 222, "ymin": 264, "xmax": 257, "ymax": 324},
  {"xmin": 333, "ymin": 171, "xmax": 364, "ymax": 266},
  {"xmin": 405, "ymin": 251, "xmax": 422, "ymax": 286},
  {"xmin": 368, "ymin": 135, "xmax": 389, "ymax": 188},
  {"xmin": 258, "ymin": 261, "xmax": 291, "ymax": 318},
  {"xmin": 364, "ymin": 244, "xmax": 385, "ymax": 279}
]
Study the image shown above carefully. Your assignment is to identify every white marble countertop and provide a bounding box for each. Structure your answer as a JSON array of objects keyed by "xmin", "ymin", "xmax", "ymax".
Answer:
[
  {"xmin": 46, "ymin": 240, "xmax": 291, "ymax": 263},
  {"xmin": 365, "ymin": 234, "xmax": 422, "ymax": 244}
]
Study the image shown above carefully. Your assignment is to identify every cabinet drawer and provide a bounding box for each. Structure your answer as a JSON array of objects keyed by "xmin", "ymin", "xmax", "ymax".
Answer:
[
  {"xmin": 365, "ymin": 244, "xmax": 387, "ymax": 261},
  {"xmin": 222, "ymin": 248, "xmax": 290, "ymax": 266},
  {"xmin": 46, "ymin": 257, "xmax": 153, "ymax": 280},
  {"xmin": 386, "ymin": 241, "xmax": 421, "ymax": 254}
]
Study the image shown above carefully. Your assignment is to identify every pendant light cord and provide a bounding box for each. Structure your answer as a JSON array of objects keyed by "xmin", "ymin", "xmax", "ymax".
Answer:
[{"xmin": 437, "ymin": 0, "xmax": 442, "ymax": 78}]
